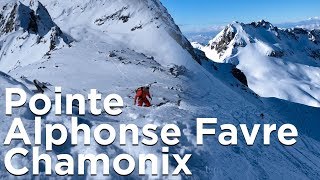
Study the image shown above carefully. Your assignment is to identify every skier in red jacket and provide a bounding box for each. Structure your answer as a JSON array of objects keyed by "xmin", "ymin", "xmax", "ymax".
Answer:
[{"xmin": 134, "ymin": 87, "xmax": 152, "ymax": 107}]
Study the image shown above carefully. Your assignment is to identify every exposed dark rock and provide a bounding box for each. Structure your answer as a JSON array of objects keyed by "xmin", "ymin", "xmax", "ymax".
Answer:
[
  {"xmin": 285, "ymin": 28, "xmax": 309, "ymax": 41},
  {"xmin": 95, "ymin": 6, "xmax": 129, "ymax": 25},
  {"xmin": 49, "ymin": 26, "xmax": 63, "ymax": 50},
  {"xmin": 250, "ymin": 20, "xmax": 272, "ymax": 28},
  {"xmin": 108, "ymin": 51, "xmax": 117, "ymax": 57},
  {"xmin": 309, "ymin": 30, "xmax": 320, "ymax": 44},
  {"xmin": 291, "ymin": 28, "xmax": 308, "ymax": 35},
  {"xmin": 131, "ymin": 24, "xmax": 142, "ymax": 31},
  {"xmin": 211, "ymin": 27, "xmax": 236, "ymax": 54},
  {"xmin": 231, "ymin": 67, "xmax": 248, "ymax": 87},
  {"xmin": 3, "ymin": 3, "xmax": 17, "ymax": 33},
  {"xmin": 146, "ymin": 56, "xmax": 154, "ymax": 60},
  {"xmin": 28, "ymin": 10, "xmax": 38, "ymax": 33},
  {"xmin": 268, "ymin": 50, "xmax": 284, "ymax": 58},
  {"xmin": 168, "ymin": 65, "xmax": 187, "ymax": 77},
  {"xmin": 310, "ymin": 49, "xmax": 320, "ymax": 59},
  {"xmin": 119, "ymin": 15, "xmax": 129, "ymax": 23}
]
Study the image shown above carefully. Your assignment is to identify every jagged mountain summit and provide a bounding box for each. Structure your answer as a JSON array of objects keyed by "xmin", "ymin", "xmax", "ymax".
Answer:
[
  {"xmin": 0, "ymin": 0, "xmax": 69, "ymax": 72},
  {"xmin": 198, "ymin": 20, "xmax": 320, "ymax": 107},
  {"xmin": 0, "ymin": 1, "xmax": 320, "ymax": 179}
]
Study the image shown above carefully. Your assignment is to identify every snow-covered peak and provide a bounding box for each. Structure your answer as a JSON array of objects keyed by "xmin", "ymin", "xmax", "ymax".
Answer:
[
  {"xmin": 204, "ymin": 20, "xmax": 320, "ymax": 62},
  {"xmin": 199, "ymin": 20, "xmax": 320, "ymax": 107},
  {"xmin": 0, "ymin": 1, "xmax": 58, "ymax": 36},
  {"xmin": 32, "ymin": 0, "xmax": 177, "ymax": 31},
  {"xmin": 29, "ymin": 0, "xmax": 57, "ymax": 36},
  {"xmin": 27, "ymin": 0, "xmax": 199, "ymax": 65},
  {"xmin": 0, "ymin": 0, "xmax": 69, "ymax": 72},
  {"xmin": 249, "ymin": 19, "xmax": 276, "ymax": 30}
]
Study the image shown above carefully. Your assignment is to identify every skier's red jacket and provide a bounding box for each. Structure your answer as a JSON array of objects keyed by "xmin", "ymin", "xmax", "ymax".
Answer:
[{"xmin": 134, "ymin": 88, "xmax": 151, "ymax": 107}]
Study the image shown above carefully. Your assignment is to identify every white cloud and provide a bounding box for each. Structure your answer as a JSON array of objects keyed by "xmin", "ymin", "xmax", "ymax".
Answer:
[{"xmin": 277, "ymin": 17, "xmax": 320, "ymax": 30}]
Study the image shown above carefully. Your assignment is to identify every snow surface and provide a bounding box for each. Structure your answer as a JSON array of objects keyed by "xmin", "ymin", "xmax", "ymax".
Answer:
[{"xmin": 0, "ymin": 1, "xmax": 320, "ymax": 179}]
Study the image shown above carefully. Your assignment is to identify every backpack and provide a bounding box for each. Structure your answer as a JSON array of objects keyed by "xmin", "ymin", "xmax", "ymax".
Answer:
[{"xmin": 135, "ymin": 87, "xmax": 144, "ymax": 93}]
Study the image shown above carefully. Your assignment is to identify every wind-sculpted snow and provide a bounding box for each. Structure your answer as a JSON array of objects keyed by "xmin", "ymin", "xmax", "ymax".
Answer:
[
  {"xmin": 0, "ymin": 1, "xmax": 320, "ymax": 179},
  {"xmin": 198, "ymin": 20, "xmax": 320, "ymax": 107}
]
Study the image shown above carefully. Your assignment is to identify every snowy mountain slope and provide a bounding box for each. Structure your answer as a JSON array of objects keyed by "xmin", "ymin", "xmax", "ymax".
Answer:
[
  {"xmin": 1, "ymin": 1, "xmax": 320, "ymax": 179},
  {"xmin": 199, "ymin": 20, "xmax": 320, "ymax": 107},
  {"xmin": 23, "ymin": 0, "xmax": 199, "ymax": 65},
  {"xmin": 0, "ymin": 1, "xmax": 69, "ymax": 72},
  {"xmin": 5, "ymin": 40, "xmax": 320, "ymax": 179}
]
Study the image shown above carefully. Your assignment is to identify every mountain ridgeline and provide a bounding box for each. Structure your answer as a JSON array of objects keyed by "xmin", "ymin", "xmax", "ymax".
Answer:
[
  {"xmin": 0, "ymin": 1, "xmax": 69, "ymax": 72},
  {"xmin": 197, "ymin": 20, "xmax": 320, "ymax": 107},
  {"xmin": 206, "ymin": 20, "xmax": 320, "ymax": 61}
]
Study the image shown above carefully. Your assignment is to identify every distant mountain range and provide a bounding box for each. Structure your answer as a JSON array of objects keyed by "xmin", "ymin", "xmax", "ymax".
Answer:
[
  {"xmin": 279, "ymin": 17, "xmax": 320, "ymax": 30},
  {"xmin": 193, "ymin": 20, "xmax": 320, "ymax": 107},
  {"xmin": 186, "ymin": 17, "xmax": 320, "ymax": 44}
]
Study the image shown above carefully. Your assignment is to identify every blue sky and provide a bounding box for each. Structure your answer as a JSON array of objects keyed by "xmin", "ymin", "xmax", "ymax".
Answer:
[{"xmin": 161, "ymin": 0, "xmax": 320, "ymax": 32}]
